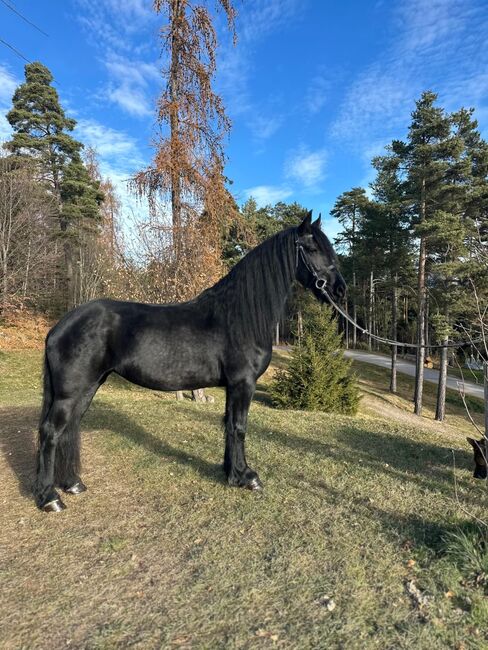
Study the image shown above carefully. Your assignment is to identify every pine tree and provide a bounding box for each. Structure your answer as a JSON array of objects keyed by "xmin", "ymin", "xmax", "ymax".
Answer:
[
  {"xmin": 332, "ymin": 187, "xmax": 370, "ymax": 348},
  {"xmin": 270, "ymin": 304, "xmax": 359, "ymax": 414},
  {"xmin": 5, "ymin": 62, "xmax": 82, "ymax": 185},
  {"xmin": 370, "ymin": 154, "xmax": 413, "ymax": 391},
  {"xmin": 4, "ymin": 62, "xmax": 102, "ymax": 311},
  {"xmin": 384, "ymin": 92, "xmax": 454, "ymax": 415}
]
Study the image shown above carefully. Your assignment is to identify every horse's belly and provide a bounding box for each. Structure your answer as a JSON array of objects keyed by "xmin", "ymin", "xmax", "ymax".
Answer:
[{"xmin": 115, "ymin": 344, "xmax": 223, "ymax": 391}]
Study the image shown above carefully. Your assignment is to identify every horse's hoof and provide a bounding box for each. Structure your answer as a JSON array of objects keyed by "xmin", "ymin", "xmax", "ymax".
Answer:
[
  {"xmin": 42, "ymin": 498, "xmax": 67, "ymax": 513},
  {"xmin": 63, "ymin": 481, "xmax": 87, "ymax": 495},
  {"xmin": 246, "ymin": 477, "xmax": 263, "ymax": 491}
]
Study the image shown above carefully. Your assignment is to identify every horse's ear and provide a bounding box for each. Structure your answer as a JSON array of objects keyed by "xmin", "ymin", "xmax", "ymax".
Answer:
[
  {"xmin": 467, "ymin": 437, "xmax": 478, "ymax": 448},
  {"xmin": 312, "ymin": 213, "xmax": 322, "ymax": 229},
  {"xmin": 298, "ymin": 210, "xmax": 313, "ymax": 235}
]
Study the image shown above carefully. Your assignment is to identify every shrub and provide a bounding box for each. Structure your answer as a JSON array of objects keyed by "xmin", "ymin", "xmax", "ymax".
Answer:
[{"xmin": 270, "ymin": 306, "xmax": 359, "ymax": 414}]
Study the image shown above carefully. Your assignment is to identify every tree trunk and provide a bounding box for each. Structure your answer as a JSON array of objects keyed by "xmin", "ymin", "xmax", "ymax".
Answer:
[
  {"xmin": 414, "ymin": 235, "xmax": 427, "ymax": 415},
  {"xmin": 484, "ymin": 362, "xmax": 488, "ymax": 443},
  {"xmin": 275, "ymin": 321, "xmax": 280, "ymax": 346},
  {"xmin": 352, "ymin": 270, "xmax": 357, "ymax": 348},
  {"xmin": 368, "ymin": 270, "xmax": 374, "ymax": 351},
  {"xmin": 1, "ymin": 251, "xmax": 8, "ymax": 311},
  {"xmin": 344, "ymin": 302, "xmax": 349, "ymax": 349},
  {"xmin": 425, "ymin": 294, "xmax": 430, "ymax": 358},
  {"xmin": 22, "ymin": 236, "xmax": 31, "ymax": 299},
  {"xmin": 169, "ymin": 0, "xmax": 183, "ymax": 260},
  {"xmin": 390, "ymin": 281, "xmax": 398, "ymax": 393},
  {"xmin": 297, "ymin": 310, "xmax": 303, "ymax": 344},
  {"xmin": 435, "ymin": 337, "xmax": 448, "ymax": 421},
  {"xmin": 414, "ymin": 175, "xmax": 427, "ymax": 416},
  {"xmin": 62, "ymin": 233, "xmax": 74, "ymax": 312}
]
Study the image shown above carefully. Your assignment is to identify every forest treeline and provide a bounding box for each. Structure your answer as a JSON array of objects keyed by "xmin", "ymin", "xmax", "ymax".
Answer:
[
  {"xmin": 332, "ymin": 91, "xmax": 488, "ymax": 417},
  {"xmin": 1, "ymin": 60, "xmax": 487, "ymax": 418}
]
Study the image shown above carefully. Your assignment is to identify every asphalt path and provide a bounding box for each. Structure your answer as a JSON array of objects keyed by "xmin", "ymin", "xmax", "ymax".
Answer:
[{"xmin": 343, "ymin": 349, "xmax": 484, "ymax": 400}]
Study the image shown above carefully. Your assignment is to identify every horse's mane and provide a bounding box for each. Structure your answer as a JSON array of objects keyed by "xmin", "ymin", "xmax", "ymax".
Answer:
[{"xmin": 201, "ymin": 227, "xmax": 297, "ymax": 346}]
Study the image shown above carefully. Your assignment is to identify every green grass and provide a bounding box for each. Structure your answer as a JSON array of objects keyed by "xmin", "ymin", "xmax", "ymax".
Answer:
[
  {"xmin": 0, "ymin": 350, "xmax": 487, "ymax": 649},
  {"xmin": 350, "ymin": 357, "xmax": 486, "ymax": 419},
  {"xmin": 447, "ymin": 365, "xmax": 485, "ymax": 385}
]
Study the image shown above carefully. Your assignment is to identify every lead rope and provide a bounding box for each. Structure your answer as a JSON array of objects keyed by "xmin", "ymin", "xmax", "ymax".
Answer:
[
  {"xmin": 323, "ymin": 286, "xmax": 485, "ymax": 350},
  {"xmin": 295, "ymin": 240, "xmax": 483, "ymax": 350}
]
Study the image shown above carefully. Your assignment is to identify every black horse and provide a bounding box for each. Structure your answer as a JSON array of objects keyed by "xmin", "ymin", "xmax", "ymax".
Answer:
[
  {"xmin": 467, "ymin": 437, "xmax": 487, "ymax": 479},
  {"xmin": 34, "ymin": 211, "xmax": 346, "ymax": 511}
]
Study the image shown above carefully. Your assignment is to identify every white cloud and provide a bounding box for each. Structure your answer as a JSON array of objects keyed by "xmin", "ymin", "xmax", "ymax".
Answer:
[
  {"xmin": 77, "ymin": 0, "xmax": 156, "ymax": 48},
  {"xmin": 217, "ymin": 0, "xmax": 304, "ymax": 144},
  {"xmin": 330, "ymin": 0, "xmax": 488, "ymax": 151},
  {"xmin": 242, "ymin": 184, "xmax": 293, "ymax": 207},
  {"xmin": 285, "ymin": 148, "xmax": 327, "ymax": 189},
  {"xmin": 76, "ymin": 1, "xmax": 160, "ymax": 117},
  {"xmin": 241, "ymin": 0, "xmax": 302, "ymax": 42},
  {"xmin": 248, "ymin": 114, "xmax": 284, "ymax": 141},
  {"xmin": 0, "ymin": 64, "xmax": 17, "ymax": 106},
  {"xmin": 74, "ymin": 118, "xmax": 148, "ymax": 221},
  {"xmin": 103, "ymin": 54, "xmax": 159, "ymax": 118},
  {"xmin": 306, "ymin": 69, "xmax": 330, "ymax": 115},
  {"xmin": 75, "ymin": 119, "xmax": 141, "ymax": 159},
  {"xmin": 330, "ymin": 66, "xmax": 413, "ymax": 144}
]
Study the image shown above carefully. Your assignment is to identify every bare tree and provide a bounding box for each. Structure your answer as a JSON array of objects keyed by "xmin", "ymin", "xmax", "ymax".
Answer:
[
  {"xmin": 134, "ymin": 0, "xmax": 238, "ymax": 301},
  {"xmin": 0, "ymin": 157, "xmax": 57, "ymax": 312}
]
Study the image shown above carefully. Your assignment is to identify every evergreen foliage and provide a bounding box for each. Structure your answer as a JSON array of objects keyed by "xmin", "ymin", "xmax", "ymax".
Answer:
[
  {"xmin": 4, "ymin": 62, "xmax": 105, "ymax": 312},
  {"xmin": 270, "ymin": 304, "xmax": 359, "ymax": 414},
  {"xmin": 60, "ymin": 159, "xmax": 104, "ymax": 236},
  {"xmin": 5, "ymin": 62, "xmax": 82, "ymax": 190}
]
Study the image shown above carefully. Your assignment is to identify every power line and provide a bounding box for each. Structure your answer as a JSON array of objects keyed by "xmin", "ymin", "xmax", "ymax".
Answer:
[
  {"xmin": 0, "ymin": 0, "xmax": 49, "ymax": 37},
  {"xmin": 0, "ymin": 36, "xmax": 30, "ymax": 63}
]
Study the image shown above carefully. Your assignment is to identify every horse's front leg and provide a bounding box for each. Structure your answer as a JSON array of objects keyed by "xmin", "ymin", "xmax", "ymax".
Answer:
[{"xmin": 223, "ymin": 379, "xmax": 262, "ymax": 491}]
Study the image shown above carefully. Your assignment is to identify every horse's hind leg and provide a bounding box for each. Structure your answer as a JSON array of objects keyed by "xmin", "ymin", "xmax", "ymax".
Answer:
[
  {"xmin": 34, "ymin": 396, "xmax": 80, "ymax": 511},
  {"xmin": 55, "ymin": 385, "xmax": 100, "ymax": 495},
  {"xmin": 223, "ymin": 379, "xmax": 262, "ymax": 491}
]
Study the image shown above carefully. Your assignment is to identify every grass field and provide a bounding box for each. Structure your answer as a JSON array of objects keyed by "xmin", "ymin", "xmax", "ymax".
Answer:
[{"xmin": 0, "ymin": 349, "xmax": 487, "ymax": 649}]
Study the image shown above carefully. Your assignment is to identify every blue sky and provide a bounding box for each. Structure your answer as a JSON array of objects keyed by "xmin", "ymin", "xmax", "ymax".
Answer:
[{"xmin": 1, "ymin": 0, "xmax": 487, "ymax": 240}]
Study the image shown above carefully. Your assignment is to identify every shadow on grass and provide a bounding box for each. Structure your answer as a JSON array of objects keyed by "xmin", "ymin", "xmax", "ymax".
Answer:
[
  {"xmin": 269, "ymin": 419, "xmax": 478, "ymax": 501},
  {"xmin": 0, "ymin": 405, "xmax": 38, "ymax": 496},
  {"xmin": 85, "ymin": 403, "xmax": 225, "ymax": 486},
  {"xmin": 306, "ymin": 478, "xmax": 474, "ymax": 554},
  {"xmin": 0, "ymin": 401, "xmax": 225, "ymax": 501},
  {"xmin": 180, "ymin": 398, "xmax": 479, "ymax": 506}
]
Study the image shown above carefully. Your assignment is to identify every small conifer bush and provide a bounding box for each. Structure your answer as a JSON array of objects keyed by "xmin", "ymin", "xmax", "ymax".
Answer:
[{"xmin": 270, "ymin": 306, "xmax": 359, "ymax": 414}]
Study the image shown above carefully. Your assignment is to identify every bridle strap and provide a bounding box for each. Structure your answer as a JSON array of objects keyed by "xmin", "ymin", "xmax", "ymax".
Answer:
[{"xmin": 295, "ymin": 239, "xmax": 335, "ymax": 293}]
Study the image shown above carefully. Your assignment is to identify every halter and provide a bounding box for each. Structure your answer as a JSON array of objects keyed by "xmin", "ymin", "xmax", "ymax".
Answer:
[{"xmin": 295, "ymin": 239, "xmax": 335, "ymax": 294}]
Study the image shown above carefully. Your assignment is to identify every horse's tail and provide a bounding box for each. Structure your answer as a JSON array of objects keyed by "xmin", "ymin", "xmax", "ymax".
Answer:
[{"xmin": 39, "ymin": 347, "xmax": 54, "ymax": 429}]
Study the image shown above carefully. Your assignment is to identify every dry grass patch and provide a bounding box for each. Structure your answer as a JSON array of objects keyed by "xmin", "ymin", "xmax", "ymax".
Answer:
[{"xmin": 0, "ymin": 310, "xmax": 51, "ymax": 351}]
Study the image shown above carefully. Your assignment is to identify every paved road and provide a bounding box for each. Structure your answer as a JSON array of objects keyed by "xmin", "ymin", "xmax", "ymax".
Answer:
[{"xmin": 343, "ymin": 350, "xmax": 484, "ymax": 400}]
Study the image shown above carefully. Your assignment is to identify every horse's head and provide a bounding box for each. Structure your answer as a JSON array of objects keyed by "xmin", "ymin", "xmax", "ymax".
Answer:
[
  {"xmin": 467, "ymin": 437, "xmax": 487, "ymax": 479},
  {"xmin": 295, "ymin": 210, "xmax": 346, "ymax": 305}
]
